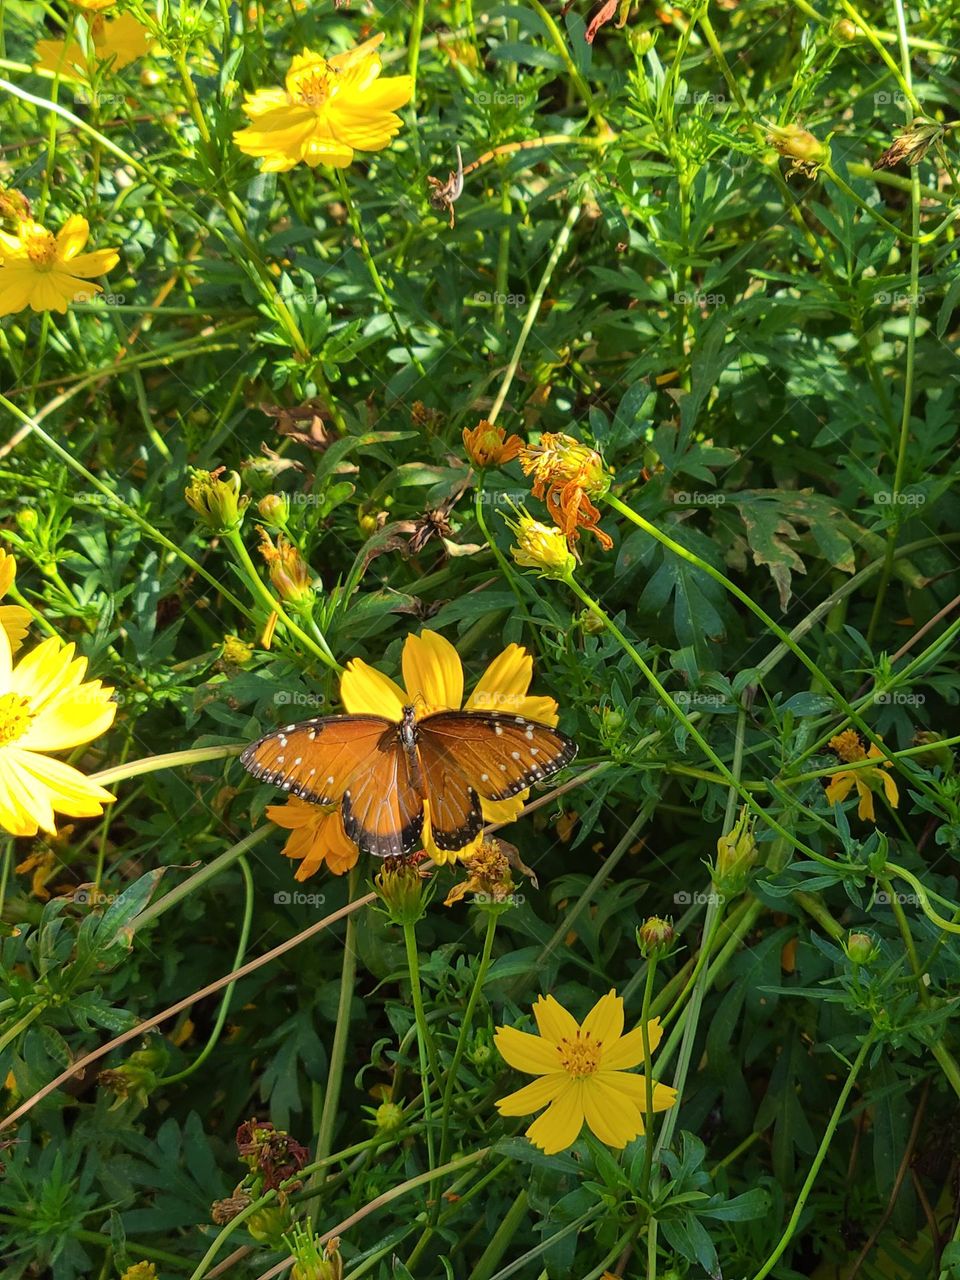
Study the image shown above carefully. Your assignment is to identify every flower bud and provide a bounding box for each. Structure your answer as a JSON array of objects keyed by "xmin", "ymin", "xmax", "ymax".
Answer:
[
  {"xmin": 221, "ymin": 634, "xmax": 254, "ymax": 667},
  {"xmin": 374, "ymin": 1101, "xmax": 404, "ymax": 1133},
  {"xmin": 874, "ymin": 118, "xmax": 945, "ymax": 170},
  {"xmin": 912, "ymin": 730, "xmax": 954, "ymax": 774},
  {"xmin": 830, "ymin": 18, "xmax": 859, "ymax": 42},
  {"xmin": 844, "ymin": 931, "xmax": 879, "ymax": 966},
  {"xmin": 246, "ymin": 1204, "xmax": 292, "ymax": 1246},
  {"xmin": 713, "ymin": 807, "xmax": 757, "ymax": 895},
  {"xmin": 637, "ymin": 916, "xmax": 675, "ymax": 959},
  {"xmin": 98, "ymin": 1042, "xmax": 169, "ymax": 1108},
  {"xmin": 258, "ymin": 493, "xmax": 290, "ymax": 528},
  {"xmin": 119, "ymin": 1265, "xmax": 158, "ymax": 1280},
  {"xmin": 258, "ymin": 530, "xmax": 315, "ymax": 607},
  {"xmin": 211, "ymin": 1192, "xmax": 254, "ymax": 1224},
  {"xmin": 285, "ymin": 1224, "xmax": 344, "ymax": 1280},
  {"xmin": 374, "ymin": 859, "xmax": 430, "ymax": 925},
  {"xmin": 766, "ymin": 123, "xmax": 830, "ymax": 176},
  {"xmin": 15, "ymin": 508, "xmax": 38, "ymax": 532},
  {"xmin": 504, "ymin": 506, "xmax": 577, "ymax": 579},
  {"xmin": 185, "ymin": 468, "xmax": 249, "ymax": 533}
]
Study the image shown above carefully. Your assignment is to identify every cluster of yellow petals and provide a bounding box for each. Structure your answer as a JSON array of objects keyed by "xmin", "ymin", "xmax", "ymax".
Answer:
[
  {"xmin": 495, "ymin": 990, "xmax": 677, "ymax": 1154},
  {"xmin": 36, "ymin": 12, "xmax": 152, "ymax": 77},
  {"xmin": 233, "ymin": 35, "xmax": 413, "ymax": 172},
  {"xmin": 519, "ymin": 433, "xmax": 613, "ymax": 551},
  {"xmin": 825, "ymin": 731, "xmax": 899, "ymax": 823},
  {"xmin": 0, "ymin": 215, "xmax": 118, "ymax": 317}
]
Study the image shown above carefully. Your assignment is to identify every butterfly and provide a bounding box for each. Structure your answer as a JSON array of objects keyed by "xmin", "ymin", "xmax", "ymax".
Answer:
[{"xmin": 241, "ymin": 704, "xmax": 577, "ymax": 858}]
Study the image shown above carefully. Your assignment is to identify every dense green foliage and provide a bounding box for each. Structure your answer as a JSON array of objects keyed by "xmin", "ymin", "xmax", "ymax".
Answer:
[{"xmin": 1, "ymin": 0, "xmax": 960, "ymax": 1276}]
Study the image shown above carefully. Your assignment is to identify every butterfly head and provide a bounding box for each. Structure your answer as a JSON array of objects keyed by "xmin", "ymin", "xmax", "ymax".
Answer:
[{"xmin": 400, "ymin": 704, "xmax": 418, "ymax": 747}]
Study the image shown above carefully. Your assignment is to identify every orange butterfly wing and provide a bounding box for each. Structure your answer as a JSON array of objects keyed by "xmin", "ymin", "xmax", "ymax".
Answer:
[
  {"xmin": 240, "ymin": 714, "xmax": 393, "ymax": 805},
  {"xmin": 416, "ymin": 711, "xmax": 577, "ymax": 851},
  {"xmin": 341, "ymin": 733, "xmax": 425, "ymax": 858}
]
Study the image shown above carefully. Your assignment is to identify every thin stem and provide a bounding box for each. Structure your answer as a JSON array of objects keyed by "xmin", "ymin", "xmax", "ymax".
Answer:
[
  {"xmin": 314, "ymin": 866, "xmax": 361, "ymax": 1175},
  {"xmin": 749, "ymin": 1036, "xmax": 873, "ymax": 1280},
  {"xmin": 638, "ymin": 955, "xmax": 659, "ymax": 1198},
  {"xmin": 403, "ymin": 919, "xmax": 438, "ymax": 1174},
  {"xmin": 91, "ymin": 744, "xmax": 241, "ymax": 787},
  {"xmin": 157, "ymin": 856, "xmax": 255, "ymax": 1086}
]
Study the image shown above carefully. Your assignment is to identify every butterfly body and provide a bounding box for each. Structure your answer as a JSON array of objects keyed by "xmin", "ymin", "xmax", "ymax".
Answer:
[{"xmin": 242, "ymin": 703, "xmax": 576, "ymax": 858}]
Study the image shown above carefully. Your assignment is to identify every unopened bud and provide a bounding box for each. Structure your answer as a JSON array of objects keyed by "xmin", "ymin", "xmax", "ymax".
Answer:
[
  {"xmin": 374, "ymin": 859, "xmax": 430, "ymax": 925},
  {"xmin": 714, "ymin": 807, "xmax": 758, "ymax": 894},
  {"xmin": 374, "ymin": 1101, "xmax": 404, "ymax": 1133},
  {"xmin": 637, "ymin": 916, "xmax": 675, "ymax": 959},
  {"xmin": 766, "ymin": 123, "xmax": 830, "ymax": 176},
  {"xmin": 844, "ymin": 931, "xmax": 879, "ymax": 966},
  {"xmin": 258, "ymin": 493, "xmax": 290, "ymax": 528},
  {"xmin": 830, "ymin": 18, "xmax": 859, "ymax": 42},
  {"xmin": 185, "ymin": 468, "xmax": 248, "ymax": 533}
]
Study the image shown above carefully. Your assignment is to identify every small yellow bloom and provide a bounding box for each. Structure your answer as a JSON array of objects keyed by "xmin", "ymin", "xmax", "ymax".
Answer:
[
  {"xmin": 119, "ymin": 1265, "xmax": 158, "ymax": 1280},
  {"xmin": 0, "ymin": 216, "xmax": 119, "ymax": 317},
  {"xmin": 36, "ymin": 13, "xmax": 152, "ymax": 77},
  {"xmin": 0, "ymin": 626, "xmax": 116, "ymax": 838},
  {"xmin": 444, "ymin": 836, "xmax": 516, "ymax": 906},
  {"xmin": 233, "ymin": 35, "xmax": 413, "ymax": 173},
  {"xmin": 184, "ymin": 468, "xmax": 248, "ymax": 533},
  {"xmin": 258, "ymin": 530, "xmax": 314, "ymax": 606},
  {"xmin": 495, "ymin": 990, "xmax": 677, "ymax": 1155},
  {"xmin": 340, "ymin": 631, "xmax": 559, "ymax": 863},
  {"xmin": 72, "ymin": 0, "xmax": 117, "ymax": 10},
  {"xmin": 505, "ymin": 507, "xmax": 577, "ymax": 579},
  {"xmin": 825, "ymin": 732, "xmax": 899, "ymax": 823},
  {"xmin": 0, "ymin": 550, "xmax": 31, "ymax": 653},
  {"xmin": 266, "ymin": 797, "xmax": 358, "ymax": 879}
]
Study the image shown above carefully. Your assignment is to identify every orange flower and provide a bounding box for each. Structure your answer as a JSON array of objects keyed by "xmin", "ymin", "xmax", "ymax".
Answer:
[
  {"xmin": 266, "ymin": 798, "xmax": 358, "ymax": 879},
  {"xmin": 825, "ymin": 731, "xmax": 899, "ymax": 823},
  {"xmin": 462, "ymin": 421, "xmax": 522, "ymax": 469},
  {"xmin": 519, "ymin": 432, "xmax": 613, "ymax": 550}
]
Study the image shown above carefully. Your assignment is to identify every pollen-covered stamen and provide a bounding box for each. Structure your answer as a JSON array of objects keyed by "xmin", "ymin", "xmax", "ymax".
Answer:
[
  {"xmin": 22, "ymin": 224, "xmax": 57, "ymax": 269},
  {"xmin": 289, "ymin": 63, "xmax": 336, "ymax": 110},
  {"xmin": 0, "ymin": 692, "xmax": 33, "ymax": 745},
  {"xmin": 556, "ymin": 1031, "xmax": 602, "ymax": 1077}
]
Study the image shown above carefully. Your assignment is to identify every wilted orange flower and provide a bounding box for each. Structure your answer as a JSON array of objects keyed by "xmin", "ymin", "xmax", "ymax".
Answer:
[
  {"xmin": 825, "ymin": 730, "xmax": 899, "ymax": 822},
  {"xmin": 444, "ymin": 836, "xmax": 516, "ymax": 906},
  {"xmin": 462, "ymin": 421, "xmax": 522, "ymax": 469},
  {"xmin": 519, "ymin": 432, "xmax": 613, "ymax": 550},
  {"xmin": 266, "ymin": 797, "xmax": 358, "ymax": 879},
  {"xmin": 258, "ymin": 530, "xmax": 314, "ymax": 606}
]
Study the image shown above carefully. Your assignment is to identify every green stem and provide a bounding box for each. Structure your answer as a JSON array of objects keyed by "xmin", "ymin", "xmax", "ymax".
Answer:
[
  {"xmin": 157, "ymin": 856, "xmax": 255, "ymax": 1086},
  {"xmin": 0, "ymin": 1003, "xmax": 44, "ymax": 1053},
  {"xmin": 438, "ymin": 911, "xmax": 499, "ymax": 1170},
  {"xmin": 526, "ymin": 0, "xmax": 607, "ymax": 130},
  {"xmin": 132, "ymin": 826, "xmax": 274, "ymax": 932},
  {"xmin": 91, "ymin": 744, "xmax": 241, "ymax": 787},
  {"xmin": 638, "ymin": 955, "xmax": 659, "ymax": 1198},
  {"xmin": 403, "ymin": 919, "xmax": 439, "ymax": 1174},
  {"xmin": 749, "ymin": 1036, "xmax": 873, "ymax": 1280},
  {"xmin": 467, "ymin": 1189, "xmax": 529, "ymax": 1280},
  {"xmin": 315, "ymin": 866, "xmax": 361, "ymax": 1168}
]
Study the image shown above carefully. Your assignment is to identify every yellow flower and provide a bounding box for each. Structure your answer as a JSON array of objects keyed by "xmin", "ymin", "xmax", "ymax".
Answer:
[
  {"xmin": 0, "ymin": 550, "xmax": 31, "ymax": 653},
  {"xmin": 519, "ymin": 433, "xmax": 613, "ymax": 550},
  {"xmin": 495, "ymin": 990, "xmax": 677, "ymax": 1155},
  {"xmin": 825, "ymin": 732, "xmax": 899, "ymax": 823},
  {"xmin": 233, "ymin": 35, "xmax": 413, "ymax": 173},
  {"xmin": 266, "ymin": 797, "xmax": 358, "ymax": 879},
  {"xmin": 72, "ymin": 0, "xmax": 117, "ymax": 10},
  {"xmin": 0, "ymin": 216, "xmax": 119, "ymax": 317},
  {"xmin": 340, "ymin": 630, "xmax": 558, "ymax": 864},
  {"xmin": 504, "ymin": 507, "xmax": 577, "ymax": 579},
  {"xmin": 0, "ymin": 626, "xmax": 116, "ymax": 837},
  {"xmin": 36, "ymin": 13, "xmax": 152, "ymax": 77}
]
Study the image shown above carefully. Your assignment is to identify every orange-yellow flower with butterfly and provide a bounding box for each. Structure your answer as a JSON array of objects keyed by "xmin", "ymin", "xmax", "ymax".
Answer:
[{"xmin": 249, "ymin": 630, "xmax": 575, "ymax": 869}]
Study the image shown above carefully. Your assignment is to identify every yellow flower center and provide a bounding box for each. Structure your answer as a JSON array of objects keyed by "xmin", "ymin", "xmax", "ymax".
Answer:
[
  {"xmin": 830, "ymin": 729, "xmax": 866, "ymax": 764},
  {"xmin": 556, "ymin": 1031, "xmax": 602, "ymax": 1077},
  {"xmin": 289, "ymin": 63, "xmax": 335, "ymax": 110},
  {"xmin": 0, "ymin": 692, "xmax": 32, "ymax": 746},
  {"xmin": 23, "ymin": 225, "xmax": 57, "ymax": 269}
]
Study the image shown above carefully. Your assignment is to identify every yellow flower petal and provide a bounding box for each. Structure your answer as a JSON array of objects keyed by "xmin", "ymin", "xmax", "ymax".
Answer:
[
  {"xmin": 595, "ymin": 1070, "xmax": 677, "ymax": 1113},
  {"xmin": 0, "ymin": 605, "xmax": 31, "ymax": 652},
  {"xmin": 881, "ymin": 770, "xmax": 899, "ymax": 808},
  {"xmin": 466, "ymin": 643, "xmax": 532, "ymax": 714},
  {"xmin": 824, "ymin": 773, "xmax": 855, "ymax": 807},
  {"xmin": 524, "ymin": 1079, "xmax": 585, "ymax": 1154},
  {"xmin": 599, "ymin": 1016, "xmax": 663, "ymax": 1070},
  {"xmin": 401, "ymin": 630, "xmax": 463, "ymax": 713},
  {"xmin": 21, "ymin": 686, "xmax": 116, "ymax": 751},
  {"xmin": 580, "ymin": 990, "xmax": 624, "ymax": 1050},
  {"xmin": 532, "ymin": 994, "xmax": 579, "ymax": 1045},
  {"xmin": 55, "ymin": 215, "xmax": 90, "ymax": 261},
  {"xmin": 339, "ymin": 656, "xmax": 406, "ymax": 718},
  {"xmin": 495, "ymin": 1072, "xmax": 568, "ymax": 1117},
  {"xmin": 854, "ymin": 778, "xmax": 876, "ymax": 822},
  {"xmin": 494, "ymin": 1025, "xmax": 563, "ymax": 1075},
  {"xmin": 582, "ymin": 1075, "xmax": 644, "ymax": 1147}
]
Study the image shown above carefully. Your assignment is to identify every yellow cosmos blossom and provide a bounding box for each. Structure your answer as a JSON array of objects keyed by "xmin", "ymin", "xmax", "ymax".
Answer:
[
  {"xmin": 0, "ymin": 627, "xmax": 116, "ymax": 838},
  {"xmin": 36, "ymin": 12, "xmax": 152, "ymax": 77},
  {"xmin": 825, "ymin": 730, "xmax": 899, "ymax": 823},
  {"xmin": 0, "ymin": 551, "xmax": 31, "ymax": 653},
  {"xmin": 495, "ymin": 990, "xmax": 678, "ymax": 1155},
  {"xmin": 233, "ymin": 34, "xmax": 413, "ymax": 173},
  {"xmin": 340, "ymin": 630, "xmax": 558, "ymax": 864},
  {"xmin": 266, "ymin": 797, "xmax": 358, "ymax": 879},
  {"xmin": 0, "ymin": 216, "xmax": 119, "ymax": 316}
]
